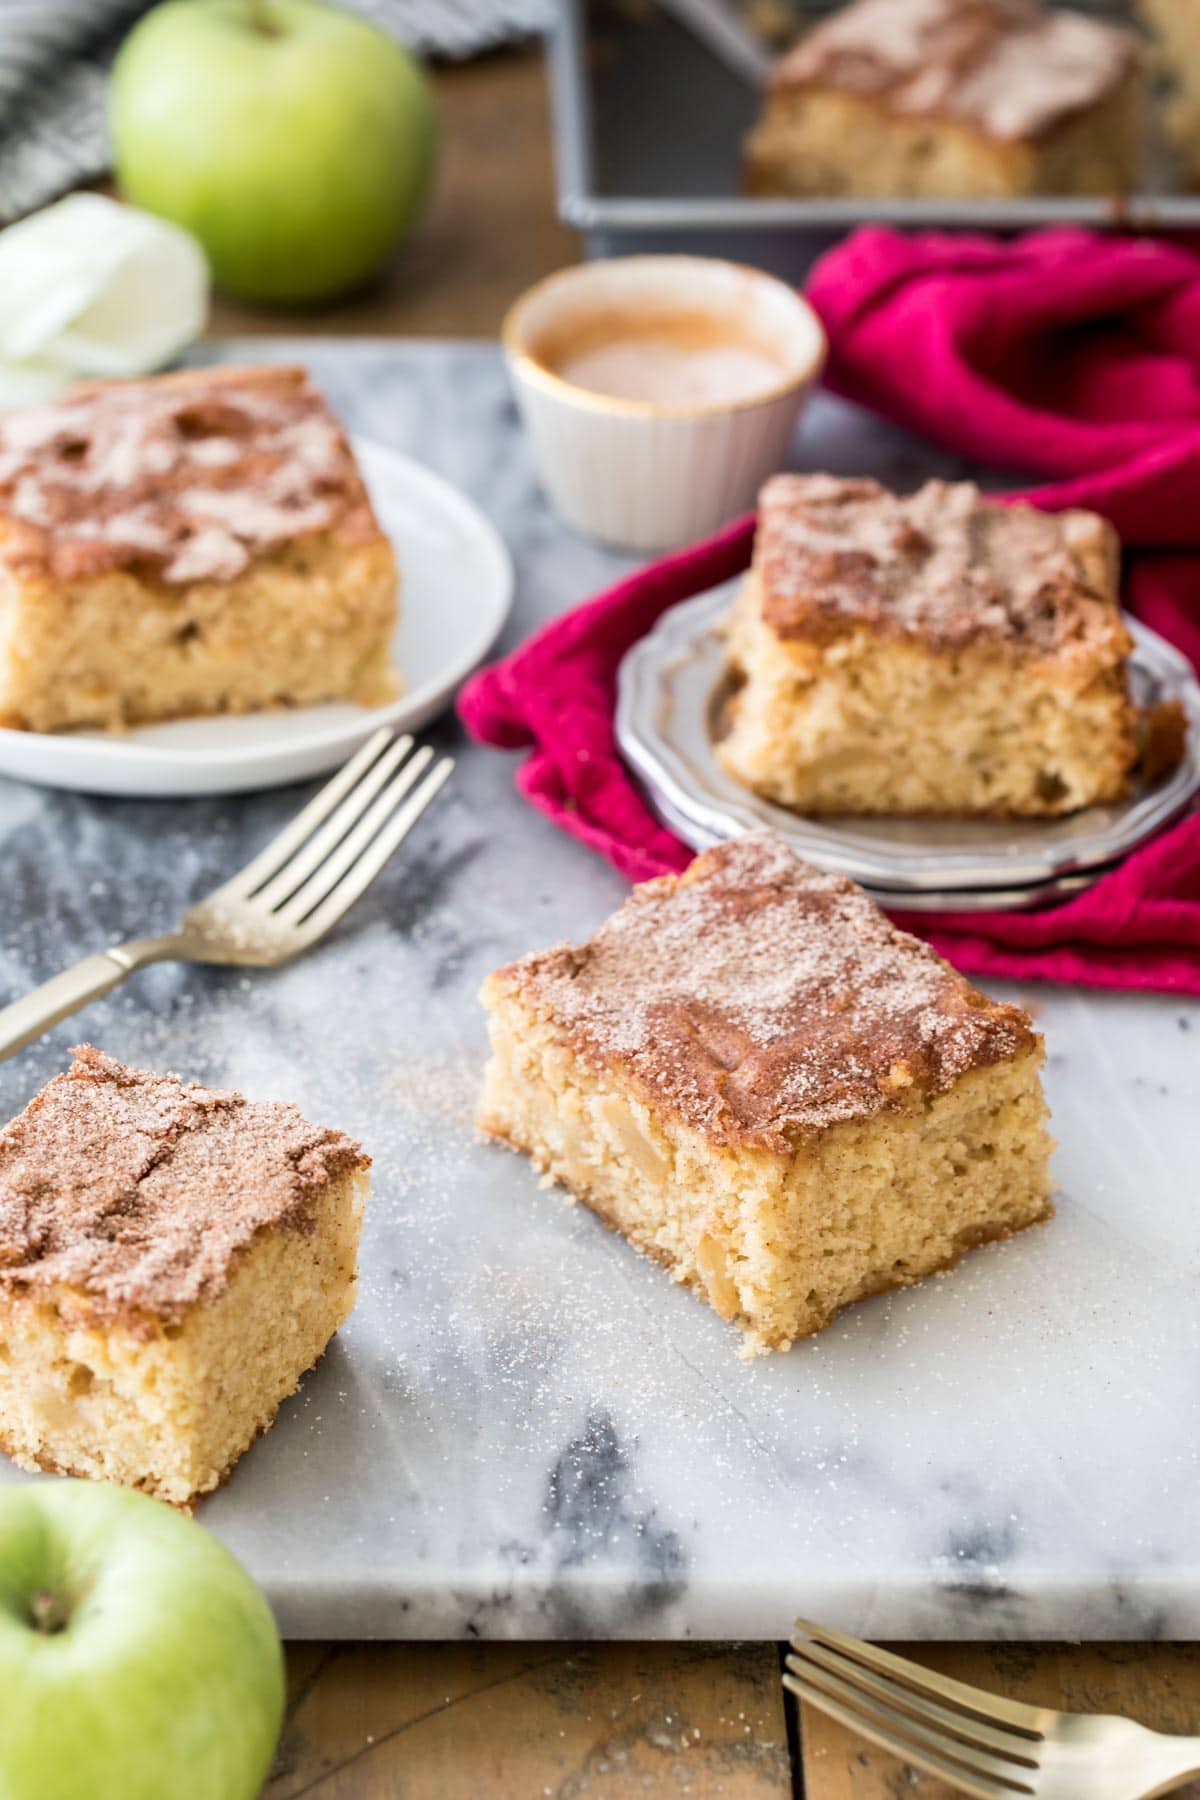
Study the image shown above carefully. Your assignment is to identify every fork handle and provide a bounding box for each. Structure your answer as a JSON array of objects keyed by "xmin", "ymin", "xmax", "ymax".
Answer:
[{"xmin": 0, "ymin": 947, "xmax": 145, "ymax": 1063}]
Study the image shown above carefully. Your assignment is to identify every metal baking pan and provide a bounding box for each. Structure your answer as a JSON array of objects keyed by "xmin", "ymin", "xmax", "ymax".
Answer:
[{"xmin": 549, "ymin": 0, "xmax": 1200, "ymax": 278}]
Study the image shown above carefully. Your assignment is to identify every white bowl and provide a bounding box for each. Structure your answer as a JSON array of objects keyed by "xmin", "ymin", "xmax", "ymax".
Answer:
[{"xmin": 502, "ymin": 255, "xmax": 826, "ymax": 552}]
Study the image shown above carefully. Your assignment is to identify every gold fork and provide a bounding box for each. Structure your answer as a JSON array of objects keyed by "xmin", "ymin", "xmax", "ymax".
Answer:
[
  {"xmin": 0, "ymin": 728, "xmax": 453, "ymax": 1063},
  {"xmin": 785, "ymin": 1618, "xmax": 1200, "ymax": 1799}
]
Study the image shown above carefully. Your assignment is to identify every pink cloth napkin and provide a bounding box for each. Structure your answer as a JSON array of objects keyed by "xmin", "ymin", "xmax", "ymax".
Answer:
[{"xmin": 461, "ymin": 228, "xmax": 1200, "ymax": 995}]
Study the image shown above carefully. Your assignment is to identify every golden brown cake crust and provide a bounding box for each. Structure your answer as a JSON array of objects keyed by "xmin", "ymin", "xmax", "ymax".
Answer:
[
  {"xmin": 0, "ymin": 1046, "xmax": 369, "ymax": 1323},
  {"xmin": 486, "ymin": 833, "xmax": 1037, "ymax": 1153},
  {"xmin": 770, "ymin": 0, "xmax": 1141, "ymax": 140},
  {"xmin": 0, "ymin": 365, "xmax": 385, "ymax": 586},
  {"xmin": 754, "ymin": 474, "xmax": 1128, "ymax": 659}
]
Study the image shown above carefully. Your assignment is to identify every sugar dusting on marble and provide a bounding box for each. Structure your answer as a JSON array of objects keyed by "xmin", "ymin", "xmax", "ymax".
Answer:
[{"xmin": 0, "ymin": 343, "xmax": 1194, "ymax": 1637}]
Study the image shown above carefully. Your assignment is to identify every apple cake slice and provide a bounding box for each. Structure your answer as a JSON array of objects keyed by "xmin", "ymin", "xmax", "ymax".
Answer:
[
  {"xmin": 479, "ymin": 832, "xmax": 1053, "ymax": 1354},
  {"xmin": 745, "ymin": 0, "xmax": 1144, "ymax": 199},
  {"xmin": 0, "ymin": 364, "xmax": 398, "ymax": 732},
  {"xmin": 0, "ymin": 1046, "xmax": 369, "ymax": 1506},
  {"xmin": 717, "ymin": 474, "xmax": 1138, "ymax": 816}
]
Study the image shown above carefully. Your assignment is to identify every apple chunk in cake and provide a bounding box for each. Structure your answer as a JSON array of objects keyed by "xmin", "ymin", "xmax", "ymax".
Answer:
[
  {"xmin": 0, "ymin": 1046, "xmax": 369, "ymax": 1506},
  {"xmin": 478, "ymin": 833, "xmax": 1053, "ymax": 1353},
  {"xmin": 717, "ymin": 475, "xmax": 1138, "ymax": 817},
  {"xmin": 0, "ymin": 365, "xmax": 398, "ymax": 732},
  {"xmin": 745, "ymin": 0, "xmax": 1143, "ymax": 199}
]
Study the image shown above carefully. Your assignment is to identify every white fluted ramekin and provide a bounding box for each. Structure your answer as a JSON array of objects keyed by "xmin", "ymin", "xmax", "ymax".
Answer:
[{"xmin": 502, "ymin": 255, "xmax": 826, "ymax": 553}]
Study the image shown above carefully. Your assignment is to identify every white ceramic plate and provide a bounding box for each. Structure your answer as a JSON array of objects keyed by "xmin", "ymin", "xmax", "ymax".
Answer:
[{"xmin": 0, "ymin": 439, "xmax": 514, "ymax": 797}]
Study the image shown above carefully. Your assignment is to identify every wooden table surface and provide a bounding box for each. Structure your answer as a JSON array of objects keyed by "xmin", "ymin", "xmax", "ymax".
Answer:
[
  {"xmin": 192, "ymin": 45, "xmax": 1198, "ymax": 1798},
  {"xmin": 264, "ymin": 1642, "xmax": 1200, "ymax": 1797}
]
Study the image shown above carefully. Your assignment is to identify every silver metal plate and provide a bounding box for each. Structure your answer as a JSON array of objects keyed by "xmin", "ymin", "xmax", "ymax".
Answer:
[{"xmin": 615, "ymin": 580, "xmax": 1200, "ymax": 909}]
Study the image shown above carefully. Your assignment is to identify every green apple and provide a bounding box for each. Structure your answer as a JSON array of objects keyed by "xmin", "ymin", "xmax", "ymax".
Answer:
[
  {"xmin": 0, "ymin": 1480, "xmax": 284, "ymax": 1800},
  {"xmin": 109, "ymin": 0, "xmax": 437, "ymax": 304}
]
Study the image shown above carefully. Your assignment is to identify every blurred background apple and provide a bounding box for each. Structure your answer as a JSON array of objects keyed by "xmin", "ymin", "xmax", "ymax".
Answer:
[{"xmin": 110, "ymin": 0, "xmax": 437, "ymax": 305}]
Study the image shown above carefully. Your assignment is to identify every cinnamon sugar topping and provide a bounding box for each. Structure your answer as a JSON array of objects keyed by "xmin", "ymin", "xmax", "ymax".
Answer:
[
  {"xmin": 0, "ymin": 366, "xmax": 383, "ymax": 585},
  {"xmin": 493, "ymin": 834, "xmax": 1036, "ymax": 1152},
  {"xmin": 772, "ymin": 0, "xmax": 1139, "ymax": 141},
  {"xmin": 756, "ymin": 474, "xmax": 1124, "ymax": 654},
  {"xmin": 0, "ymin": 1047, "xmax": 368, "ymax": 1322}
]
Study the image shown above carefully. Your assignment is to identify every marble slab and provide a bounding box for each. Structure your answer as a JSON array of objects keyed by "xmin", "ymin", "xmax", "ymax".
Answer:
[{"xmin": 0, "ymin": 342, "xmax": 1197, "ymax": 1641}]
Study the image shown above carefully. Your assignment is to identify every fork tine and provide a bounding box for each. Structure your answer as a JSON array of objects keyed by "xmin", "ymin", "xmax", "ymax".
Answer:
[
  {"xmin": 273, "ymin": 746, "xmax": 436, "ymax": 925},
  {"xmin": 785, "ymin": 1650, "xmax": 1038, "ymax": 1777},
  {"xmin": 789, "ymin": 1641, "xmax": 1040, "ymax": 1768},
  {"xmin": 213, "ymin": 728, "xmax": 399, "ymax": 901},
  {"xmin": 249, "ymin": 735, "xmax": 417, "ymax": 911},
  {"xmin": 782, "ymin": 1669, "xmax": 1031, "ymax": 1800},
  {"xmin": 792, "ymin": 1619, "xmax": 1044, "ymax": 1737},
  {"xmin": 285, "ymin": 756, "xmax": 453, "ymax": 942}
]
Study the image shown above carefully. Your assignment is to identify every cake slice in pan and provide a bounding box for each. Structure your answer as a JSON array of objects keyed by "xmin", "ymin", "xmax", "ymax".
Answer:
[
  {"xmin": 0, "ymin": 364, "xmax": 398, "ymax": 732},
  {"xmin": 717, "ymin": 473, "xmax": 1138, "ymax": 817},
  {"xmin": 0, "ymin": 1046, "xmax": 369, "ymax": 1506},
  {"xmin": 478, "ymin": 833, "xmax": 1053, "ymax": 1353},
  {"xmin": 745, "ymin": 0, "xmax": 1143, "ymax": 199}
]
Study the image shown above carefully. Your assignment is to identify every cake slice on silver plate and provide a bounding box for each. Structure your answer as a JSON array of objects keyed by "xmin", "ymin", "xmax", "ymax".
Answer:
[{"xmin": 718, "ymin": 473, "xmax": 1138, "ymax": 817}]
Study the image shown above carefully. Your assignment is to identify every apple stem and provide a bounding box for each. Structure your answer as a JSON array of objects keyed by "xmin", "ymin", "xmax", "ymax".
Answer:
[
  {"xmin": 28, "ymin": 1589, "xmax": 68, "ymax": 1635},
  {"xmin": 243, "ymin": 0, "xmax": 280, "ymax": 33}
]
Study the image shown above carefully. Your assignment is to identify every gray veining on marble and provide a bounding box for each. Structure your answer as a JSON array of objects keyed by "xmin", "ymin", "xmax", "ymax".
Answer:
[{"xmin": 0, "ymin": 342, "xmax": 1197, "ymax": 1640}]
